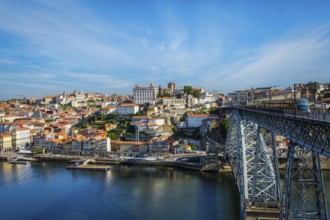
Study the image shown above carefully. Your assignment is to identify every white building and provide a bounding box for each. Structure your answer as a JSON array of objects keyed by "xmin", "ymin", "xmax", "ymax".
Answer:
[
  {"xmin": 149, "ymin": 118, "xmax": 165, "ymax": 126},
  {"xmin": 160, "ymin": 98, "xmax": 186, "ymax": 108},
  {"xmin": 11, "ymin": 128, "xmax": 31, "ymax": 150},
  {"xmin": 131, "ymin": 116, "xmax": 165, "ymax": 126},
  {"xmin": 74, "ymin": 91, "xmax": 85, "ymax": 101},
  {"xmin": 133, "ymin": 84, "xmax": 158, "ymax": 105},
  {"xmin": 199, "ymin": 92, "xmax": 216, "ymax": 105},
  {"xmin": 118, "ymin": 104, "xmax": 139, "ymax": 115},
  {"xmin": 186, "ymin": 114, "xmax": 218, "ymax": 128}
]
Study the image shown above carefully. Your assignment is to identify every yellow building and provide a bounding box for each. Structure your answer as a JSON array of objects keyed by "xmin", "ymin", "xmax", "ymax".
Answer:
[{"xmin": 0, "ymin": 132, "xmax": 12, "ymax": 153}]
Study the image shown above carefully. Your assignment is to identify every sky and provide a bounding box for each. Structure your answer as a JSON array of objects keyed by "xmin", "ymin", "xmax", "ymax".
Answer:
[{"xmin": 0, "ymin": 0, "xmax": 330, "ymax": 100}]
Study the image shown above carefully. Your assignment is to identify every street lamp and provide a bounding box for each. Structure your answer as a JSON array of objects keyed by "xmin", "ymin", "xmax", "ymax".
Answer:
[
  {"xmin": 293, "ymin": 84, "xmax": 299, "ymax": 119},
  {"xmin": 294, "ymin": 83, "xmax": 307, "ymax": 118}
]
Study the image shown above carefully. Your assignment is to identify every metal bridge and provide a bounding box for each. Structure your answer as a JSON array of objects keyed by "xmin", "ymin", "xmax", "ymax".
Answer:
[{"xmin": 222, "ymin": 107, "xmax": 329, "ymax": 220}]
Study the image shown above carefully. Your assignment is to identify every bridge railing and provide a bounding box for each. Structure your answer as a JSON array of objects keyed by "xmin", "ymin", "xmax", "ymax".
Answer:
[
  {"xmin": 221, "ymin": 106, "xmax": 330, "ymax": 158},
  {"xmin": 221, "ymin": 105, "xmax": 330, "ymax": 122}
]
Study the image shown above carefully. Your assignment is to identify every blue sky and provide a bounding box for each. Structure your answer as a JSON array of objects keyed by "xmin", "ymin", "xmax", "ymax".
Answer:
[{"xmin": 0, "ymin": 0, "xmax": 330, "ymax": 100}]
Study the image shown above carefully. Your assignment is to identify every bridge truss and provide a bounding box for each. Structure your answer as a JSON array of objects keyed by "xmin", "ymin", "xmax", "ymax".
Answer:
[{"xmin": 225, "ymin": 109, "xmax": 329, "ymax": 220}]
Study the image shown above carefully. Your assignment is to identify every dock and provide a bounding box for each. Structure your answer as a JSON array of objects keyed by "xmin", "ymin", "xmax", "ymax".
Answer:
[
  {"xmin": 9, "ymin": 160, "xmax": 28, "ymax": 165},
  {"xmin": 8, "ymin": 156, "xmax": 37, "ymax": 164},
  {"xmin": 66, "ymin": 159, "xmax": 111, "ymax": 172},
  {"xmin": 66, "ymin": 164, "xmax": 111, "ymax": 172}
]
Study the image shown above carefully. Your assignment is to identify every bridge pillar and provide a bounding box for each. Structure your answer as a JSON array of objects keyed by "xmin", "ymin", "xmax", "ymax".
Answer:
[
  {"xmin": 281, "ymin": 143, "xmax": 328, "ymax": 219},
  {"xmin": 226, "ymin": 110, "xmax": 281, "ymax": 219}
]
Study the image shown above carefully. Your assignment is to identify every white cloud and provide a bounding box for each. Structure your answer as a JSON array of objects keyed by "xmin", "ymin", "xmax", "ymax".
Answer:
[
  {"xmin": 202, "ymin": 23, "xmax": 330, "ymax": 92},
  {"xmin": 0, "ymin": 1, "xmax": 329, "ymax": 98}
]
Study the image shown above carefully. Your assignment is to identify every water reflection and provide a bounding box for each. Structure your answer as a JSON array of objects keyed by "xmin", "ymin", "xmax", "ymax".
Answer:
[{"xmin": 0, "ymin": 162, "xmax": 241, "ymax": 220}]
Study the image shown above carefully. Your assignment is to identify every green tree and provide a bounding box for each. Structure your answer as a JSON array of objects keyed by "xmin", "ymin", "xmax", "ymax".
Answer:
[
  {"xmin": 163, "ymin": 92, "xmax": 171, "ymax": 97},
  {"xmin": 176, "ymin": 94, "xmax": 182, "ymax": 99},
  {"xmin": 183, "ymin": 86, "xmax": 192, "ymax": 95},
  {"xmin": 191, "ymin": 144, "xmax": 198, "ymax": 150},
  {"xmin": 306, "ymin": 81, "xmax": 319, "ymax": 94},
  {"xmin": 209, "ymin": 107, "xmax": 220, "ymax": 115},
  {"xmin": 306, "ymin": 81, "xmax": 320, "ymax": 106},
  {"xmin": 219, "ymin": 119, "xmax": 229, "ymax": 139},
  {"xmin": 108, "ymin": 132, "xmax": 119, "ymax": 140},
  {"xmin": 32, "ymin": 147, "xmax": 43, "ymax": 154},
  {"xmin": 158, "ymin": 85, "xmax": 162, "ymax": 97},
  {"xmin": 192, "ymin": 90, "xmax": 201, "ymax": 98}
]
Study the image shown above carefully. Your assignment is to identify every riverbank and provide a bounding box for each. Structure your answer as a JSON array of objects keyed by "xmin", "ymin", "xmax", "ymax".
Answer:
[
  {"xmin": 0, "ymin": 152, "xmax": 219, "ymax": 172},
  {"xmin": 2, "ymin": 152, "xmax": 330, "ymax": 171}
]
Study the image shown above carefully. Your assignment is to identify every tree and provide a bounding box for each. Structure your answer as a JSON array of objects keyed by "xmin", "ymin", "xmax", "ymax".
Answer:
[
  {"xmin": 183, "ymin": 86, "xmax": 192, "ymax": 95},
  {"xmin": 158, "ymin": 85, "xmax": 162, "ymax": 97},
  {"xmin": 108, "ymin": 132, "xmax": 119, "ymax": 140},
  {"xmin": 219, "ymin": 119, "xmax": 229, "ymax": 139},
  {"xmin": 192, "ymin": 90, "xmax": 201, "ymax": 98},
  {"xmin": 306, "ymin": 81, "xmax": 319, "ymax": 94},
  {"xmin": 306, "ymin": 81, "xmax": 319, "ymax": 107},
  {"xmin": 191, "ymin": 144, "xmax": 198, "ymax": 150},
  {"xmin": 209, "ymin": 107, "xmax": 220, "ymax": 115},
  {"xmin": 32, "ymin": 147, "xmax": 43, "ymax": 154},
  {"xmin": 176, "ymin": 94, "xmax": 182, "ymax": 99}
]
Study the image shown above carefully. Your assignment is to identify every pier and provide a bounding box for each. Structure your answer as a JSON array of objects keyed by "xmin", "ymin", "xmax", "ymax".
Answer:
[{"xmin": 66, "ymin": 159, "xmax": 111, "ymax": 172}]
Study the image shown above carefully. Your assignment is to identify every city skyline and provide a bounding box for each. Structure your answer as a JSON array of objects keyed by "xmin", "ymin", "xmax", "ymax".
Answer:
[{"xmin": 1, "ymin": 0, "xmax": 330, "ymax": 100}]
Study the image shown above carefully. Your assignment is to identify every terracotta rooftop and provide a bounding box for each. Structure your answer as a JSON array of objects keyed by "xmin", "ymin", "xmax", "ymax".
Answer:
[
  {"xmin": 111, "ymin": 140, "xmax": 148, "ymax": 145},
  {"xmin": 119, "ymin": 104, "xmax": 138, "ymax": 107},
  {"xmin": 102, "ymin": 106, "xmax": 118, "ymax": 110},
  {"xmin": 189, "ymin": 114, "xmax": 217, "ymax": 117}
]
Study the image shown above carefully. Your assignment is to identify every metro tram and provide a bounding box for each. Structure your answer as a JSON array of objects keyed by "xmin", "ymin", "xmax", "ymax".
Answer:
[{"xmin": 249, "ymin": 98, "xmax": 310, "ymax": 113}]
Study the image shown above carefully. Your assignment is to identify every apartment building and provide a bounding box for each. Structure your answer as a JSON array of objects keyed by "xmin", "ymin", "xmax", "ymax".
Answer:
[
  {"xmin": 82, "ymin": 137, "xmax": 111, "ymax": 156},
  {"xmin": 148, "ymin": 136, "xmax": 170, "ymax": 154}
]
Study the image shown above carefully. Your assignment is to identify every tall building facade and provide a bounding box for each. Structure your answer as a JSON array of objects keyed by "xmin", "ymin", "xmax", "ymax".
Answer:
[
  {"xmin": 133, "ymin": 84, "xmax": 158, "ymax": 105},
  {"xmin": 0, "ymin": 132, "xmax": 12, "ymax": 153},
  {"xmin": 11, "ymin": 128, "xmax": 30, "ymax": 150}
]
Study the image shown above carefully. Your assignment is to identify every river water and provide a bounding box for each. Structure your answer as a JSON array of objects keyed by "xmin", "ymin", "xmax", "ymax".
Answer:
[
  {"xmin": 1, "ymin": 162, "xmax": 330, "ymax": 220},
  {"xmin": 0, "ymin": 162, "xmax": 240, "ymax": 220}
]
